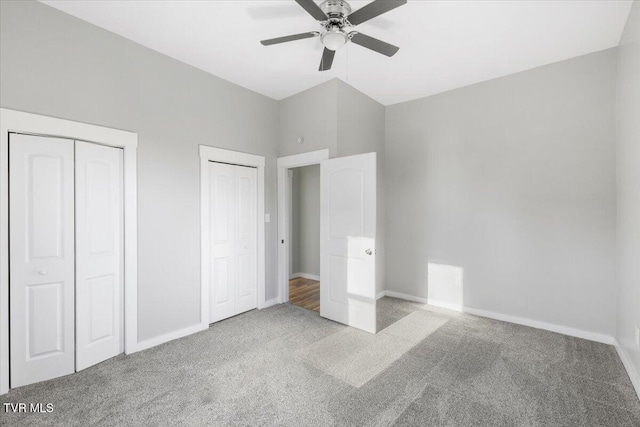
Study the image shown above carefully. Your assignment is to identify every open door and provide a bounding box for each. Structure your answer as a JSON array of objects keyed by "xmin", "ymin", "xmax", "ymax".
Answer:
[
  {"xmin": 320, "ymin": 153, "xmax": 376, "ymax": 333},
  {"xmin": 75, "ymin": 141, "xmax": 124, "ymax": 371}
]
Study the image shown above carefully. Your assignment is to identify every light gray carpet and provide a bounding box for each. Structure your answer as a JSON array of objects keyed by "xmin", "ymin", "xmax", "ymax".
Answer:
[
  {"xmin": 298, "ymin": 310, "xmax": 449, "ymax": 387},
  {"xmin": 376, "ymin": 296, "xmax": 424, "ymax": 332},
  {"xmin": 1, "ymin": 297, "xmax": 639, "ymax": 426}
]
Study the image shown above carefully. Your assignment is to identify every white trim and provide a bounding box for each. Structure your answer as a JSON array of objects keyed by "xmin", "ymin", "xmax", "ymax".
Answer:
[
  {"xmin": 382, "ymin": 290, "xmax": 428, "ymax": 304},
  {"xmin": 200, "ymin": 145, "xmax": 266, "ymax": 169},
  {"xmin": 199, "ymin": 145, "xmax": 267, "ymax": 329},
  {"xmin": 263, "ymin": 298, "xmax": 280, "ymax": 309},
  {"xmin": 614, "ymin": 339, "xmax": 640, "ymax": 400},
  {"xmin": 200, "ymin": 156, "xmax": 210, "ymax": 326},
  {"xmin": 463, "ymin": 306, "xmax": 615, "ymax": 345},
  {"xmin": 379, "ymin": 291, "xmax": 463, "ymax": 313},
  {"xmin": 290, "ymin": 272, "xmax": 320, "ymax": 281},
  {"xmin": 426, "ymin": 299, "xmax": 463, "ymax": 312},
  {"xmin": 0, "ymin": 108, "xmax": 138, "ymax": 395},
  {"xmin": 382, "ymin": 290, "xmax": 615, "ymax": 345},
  {"xmin": 288, "ymin": 170, "xmax": 293, "ymax": 280},
  {"xmin": 134, "ymin": 323, "xmax": 207, "ymax": 353},
  {"xmin": 277, "ymin": 149, "xmax": 330, "ymax": 303}
]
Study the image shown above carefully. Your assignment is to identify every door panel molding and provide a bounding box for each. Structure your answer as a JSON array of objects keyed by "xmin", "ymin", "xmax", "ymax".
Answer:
[{"xmin": 0, "ymin": 108, "xmax": 138, "ymax": 395}]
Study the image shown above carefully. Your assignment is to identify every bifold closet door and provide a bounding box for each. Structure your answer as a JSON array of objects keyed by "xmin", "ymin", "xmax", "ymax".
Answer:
[
  {"xmin": 75, "ymin": 141, "xmax": 124, "ymax": 371},
  {"xmin": 9, "ymin": 134, "xmax": 76, "ymax": 388},
  {"xmin": 209, "ymin": 162, "xmax": 257, "ymax": 323},
  {"xmin": 9, "ymin": 135, "xmax": 124, "ymax": 389},
  {"xmin": 234, "ymin": 165, "xmax": 258, "ymax": 314}
]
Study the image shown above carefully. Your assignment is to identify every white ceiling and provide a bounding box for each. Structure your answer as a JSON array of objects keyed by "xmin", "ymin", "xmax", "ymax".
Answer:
[{"xmin": 40, "ymin": 0, "xmax": 632, "ymax": 106}]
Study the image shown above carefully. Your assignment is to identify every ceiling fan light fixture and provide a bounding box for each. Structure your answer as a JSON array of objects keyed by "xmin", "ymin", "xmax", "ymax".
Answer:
[{"xmin": 321, "ymin": 28, "xmax": 348, "ymax": 51}]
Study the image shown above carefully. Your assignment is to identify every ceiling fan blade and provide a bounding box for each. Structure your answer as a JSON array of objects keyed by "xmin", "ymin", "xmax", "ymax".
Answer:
[
  {"xmin": 319, "ymin": 48, "xmax": 335, "ymax": 71},
  {"xmin": 295, "ymin": 0, "xmax": 328, "ymax": 21},
  {"xmin": 347, "ymin": 0, "xmax": 407, "ymax": 26},
  {"xmin": 350, "ymin": 32, "xmax": 399, "ymax": 57},
  {"xmin": 260, "ymin": 32, "xmax": 318, "ymax": 46}
]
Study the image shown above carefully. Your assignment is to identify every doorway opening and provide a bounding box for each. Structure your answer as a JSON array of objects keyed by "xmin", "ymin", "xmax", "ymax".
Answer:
[
  {"xmin": 278, "ymin": 150, "xmax": 377, "ymax": 333},
  {"xmin": 288, "ymin": 164, "xmax": 320, "ymax": 312},
  {"xmin": 276, "ymin": 149, "xmax": 328, "ymax": 310}
]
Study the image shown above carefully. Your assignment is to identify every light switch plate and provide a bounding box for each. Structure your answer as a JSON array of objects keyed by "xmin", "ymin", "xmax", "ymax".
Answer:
[
  {"xmin": 636, "ymin": 325, "xmax": 640, "ymax": 347},
  {"xmin": 265, "ymin": 214, "xmax": 271, "ymax": 223}
]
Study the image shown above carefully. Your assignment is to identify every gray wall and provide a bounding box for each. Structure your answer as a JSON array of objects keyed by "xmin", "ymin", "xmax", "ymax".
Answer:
[
  {"xmin": 385, "ymin": 49, "xmax": 618, "ymax": 335},
  {"xmin": 291, "ymin": 165, "xmax": 320, "ymax": 277},
  {"xmin": 278, "ymin": 80, "xmax": 338, "ymax": 158},
  {"xmin": 0, "ymin": 0, "xmax": 279, "ymax": 342},
  {"xmin": 616, "ymin": 0, "xmax": 640, "ymax": 379}
]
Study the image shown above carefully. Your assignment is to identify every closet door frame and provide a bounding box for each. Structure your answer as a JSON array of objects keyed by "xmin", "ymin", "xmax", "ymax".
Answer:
[
  {"xmin": 199, "ymin": 145, "xmax": 267, "ymax": 328},
  {"xmin": 0, "ymin": 108, "xmax": 138, "ymax": 395}
]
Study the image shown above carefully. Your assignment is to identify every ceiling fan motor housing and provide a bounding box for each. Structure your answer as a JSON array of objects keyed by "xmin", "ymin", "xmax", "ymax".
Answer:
[{"xmin": 320, "ymin": 0, "xmax": 352, "ymax": 19}]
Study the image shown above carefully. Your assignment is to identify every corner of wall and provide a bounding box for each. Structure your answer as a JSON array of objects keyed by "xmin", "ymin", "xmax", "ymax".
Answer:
[{"xmin": 615, "ymin": 0, "xmax": 640, "ymax": 401}]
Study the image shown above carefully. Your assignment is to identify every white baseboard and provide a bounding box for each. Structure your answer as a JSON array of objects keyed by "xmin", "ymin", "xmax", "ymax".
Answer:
[
  {"xmin": 463, "ymin": 306, "xmax": 615, "ymax": 345},
  {"xmin": 381, "ymin": 290, "xmax": 615, "ymax": 345},
  {"xmin": 133, "ymin": 298, "xmax": 282, "ymax": 354},
  {"xmin": 614, "ymin": 339, "xmax": 640, "ymax": 400},
  {"xmin": 262, "ymin": 298, "xmax": 279, "ymax": 309},
  {"xmin": 380, "ymin": 290, "xmax": 427, "ymax": 304},
  {"xmin": 290, "ymin": 272, "xmax": 320, "ymax": 281},
  {"xmin": 379, "ymin": 291, "xmax": 463, "ymax": 313},
  {"xmin": 132, "ymin": 323, "xmax": 208, "ymax": 353},
  {"xmin": 426, "ymin": 299, "xmax": 463, "ymax": 312}
]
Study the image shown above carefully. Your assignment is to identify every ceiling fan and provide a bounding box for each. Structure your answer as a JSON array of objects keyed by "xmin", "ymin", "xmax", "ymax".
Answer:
[{"xmin": 260, "ymin": 0, "xmax": 407, "ymax": 71}]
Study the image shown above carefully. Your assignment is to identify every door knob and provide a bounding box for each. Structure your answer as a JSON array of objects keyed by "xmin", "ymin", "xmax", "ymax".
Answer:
[
  {"xmin": 365, "ymin": 249, "xmax": 375, "ymax": 256},
  {"xmin": 38, "ymin": 270, "xmax": 48, "ymax": 276}
]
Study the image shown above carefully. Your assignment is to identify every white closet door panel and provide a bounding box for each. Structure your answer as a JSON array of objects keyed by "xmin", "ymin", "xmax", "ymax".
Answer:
[
  {"xmin": 235, "ymin": 166, "xmax": 257, "ymax": 314},
  {"xmin": 75, "ymin": 141, "xmax": 124, "ymax": 371},
  {"xmin": 209, "ymin": 162, "xmax": 236, "ymax": 323},
  {"xmin": 9, "ymin": 134, "xmax": 75, "ymax": 388},
  {"xmin": 320, "ymin": 153, "xmax": 377, "ymax": 333}
]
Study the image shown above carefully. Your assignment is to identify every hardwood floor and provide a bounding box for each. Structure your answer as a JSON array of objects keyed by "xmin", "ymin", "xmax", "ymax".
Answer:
[{"xmin": 289, "ymin": 277, "xmax": 320, "ymax": 312}]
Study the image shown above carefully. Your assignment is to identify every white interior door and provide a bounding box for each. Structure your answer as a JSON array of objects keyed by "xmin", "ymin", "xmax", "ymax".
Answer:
[
  {"xmin": 75, "ymin": 141, "xmax": 124, "ymax": 371},
  {"xmin": 209, "ymin": 162, "xmax": 257, "ymax": 323},
  {"xmin": 320, "ymin": 152, "xmax": 377, "ymax": 333},
  {"xmin": 209, "ymin": 162, "xmax": 236, "ymax": 323},
  {"xmin": 234, "ymin": 165, "xmax": 258, "ymax": 314},
  {"xmin": 9, "ymin": 134, "xmax": 75, "ymax": 388}
]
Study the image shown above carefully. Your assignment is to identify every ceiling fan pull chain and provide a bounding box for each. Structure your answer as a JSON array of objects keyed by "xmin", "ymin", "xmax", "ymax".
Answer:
[{"xmin": 346, "ymin": 41, "xmax": 349, "ymax": 81}]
